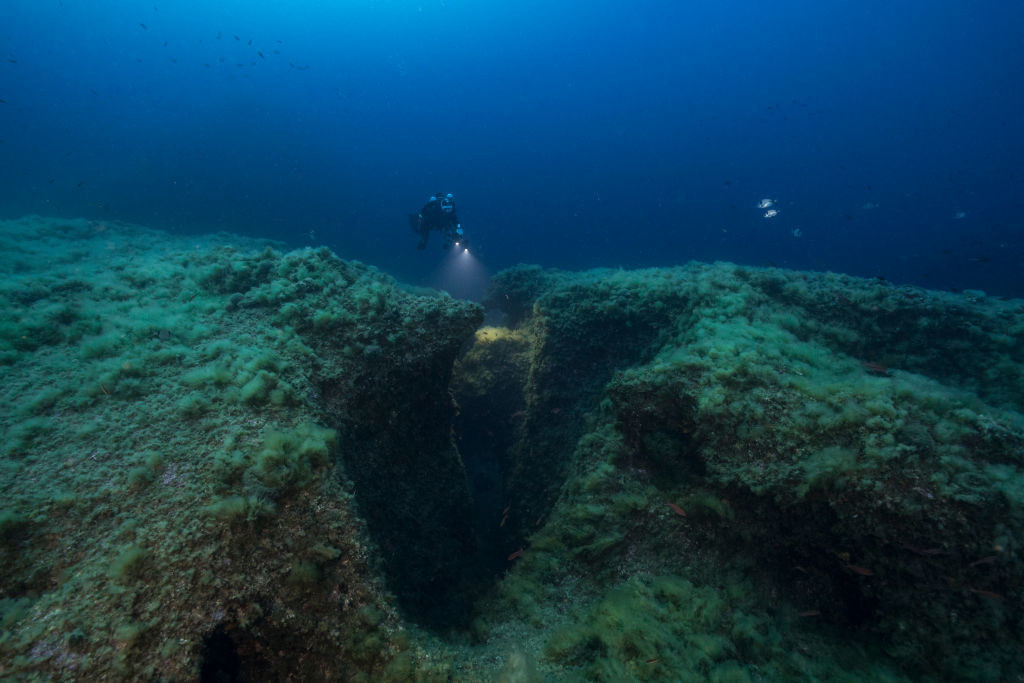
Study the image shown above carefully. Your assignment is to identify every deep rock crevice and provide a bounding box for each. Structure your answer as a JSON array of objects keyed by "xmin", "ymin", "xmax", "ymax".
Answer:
[{"xmin": 315, "ymin": 303, "xmax": 486, "ymax": 628}]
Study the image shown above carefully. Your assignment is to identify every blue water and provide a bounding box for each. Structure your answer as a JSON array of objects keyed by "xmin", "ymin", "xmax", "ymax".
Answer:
[{"xmin": 2, "ymin": 0, "xmax": 1022, "ymax": 299}]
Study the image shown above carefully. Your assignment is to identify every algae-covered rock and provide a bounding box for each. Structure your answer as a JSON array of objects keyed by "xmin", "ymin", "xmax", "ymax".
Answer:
[
  {"xmin": 0, "ymin": 216, "xmax": 481, "ymax": 679},
  {"xmin": 4, "ymin": 216, "xmax": 1023, "ymax": 680},
  {"xmin": 463, "ymin": 261, "xmax": 1024, "ymax": 680}
]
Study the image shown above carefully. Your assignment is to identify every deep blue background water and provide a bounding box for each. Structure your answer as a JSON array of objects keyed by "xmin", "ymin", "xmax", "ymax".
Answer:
[{"xmin": 2, "ymin": 0, "xmax": 1022, "ymax": 299}]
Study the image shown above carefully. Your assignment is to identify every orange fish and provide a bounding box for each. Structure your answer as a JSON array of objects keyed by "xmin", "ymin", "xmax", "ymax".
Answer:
[
  {"xmin": 902, "ymin": 543, "xmax": 943, "ymax": 556},
  {"xmin": 968, "ymin": 587, "xmax": 1003, "ymax": 601},
  {"xmin": 507, "ymin": 548, "xmax": 523, "ymax": 561},
  {"xmin": 666, "ymin": 502, "xmax": 686, "ymax": 517},
  {"xmin": 862, "ymin": 361, "xmax": 889, "ymax": 375},
  {"xmin": 845, "ymin": 564, "xmax": 874, "ymax": 576}
]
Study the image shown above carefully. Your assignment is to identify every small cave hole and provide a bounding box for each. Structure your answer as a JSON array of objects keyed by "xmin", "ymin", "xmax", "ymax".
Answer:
[{"xmin": 199, "ymin": 626, "xmax": 241, "ymax": 683}]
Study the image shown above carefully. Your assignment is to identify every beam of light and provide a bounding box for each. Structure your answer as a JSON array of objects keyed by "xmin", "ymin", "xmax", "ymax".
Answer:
[{"xmin": 432, "ymin": 245, "xmax": 488, "ymax": 301}]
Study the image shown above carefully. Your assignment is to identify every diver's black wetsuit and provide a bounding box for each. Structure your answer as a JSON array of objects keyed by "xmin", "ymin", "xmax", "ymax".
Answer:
[{"xmin": 409, "ymin": 195, "xmax": 461, "ymax": 249}]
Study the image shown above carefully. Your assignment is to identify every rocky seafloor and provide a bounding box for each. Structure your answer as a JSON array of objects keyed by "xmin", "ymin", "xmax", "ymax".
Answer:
[{"xmin": 1, "ymin": 216, "xmax": 1022, "ymax": 681}]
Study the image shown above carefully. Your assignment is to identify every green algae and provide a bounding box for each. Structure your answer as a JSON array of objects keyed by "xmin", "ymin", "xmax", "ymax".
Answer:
[
  {"xmin": 463, "ymin": 261, "xmax": 1024, "ymax": 680},
  {"xmin": 0, "ymin": 216, "xmax": 480, "ymax": 680},
  {"xmin": 3, "ymin": 216, "xmax": 1024, "ymax": 680},
  {"xmin": 108, "ymin": 545, "xmax": 149, "ymax": 583},
  {"xmin": 250, "ymin": 422, "xmax": 336, "ymax": 492}
]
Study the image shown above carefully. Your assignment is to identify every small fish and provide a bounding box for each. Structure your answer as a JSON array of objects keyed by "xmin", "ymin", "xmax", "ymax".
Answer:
[
  {"xmin": 258, "ymin": 51, "xmax": 264, "ymax": 58},
  {"xmin": 7, "ymin": 58, "xmax": 16, "ymax": 64},
  {"xmin": 763, "ymin": 209, "xmax": 779, "ymax": 218},
  {"xmin": 902, "ymin": 543, "xmax": 942, "ymax": 556},
  {"xmin": 234, "ymin": 35, "xmax": 240, "ymax": 40},
  {"xmin": 862, "ymin": 361, "xmax": 889, "ymax": 375},
  {"xmin": 666, "ymin": 502, "xmax": 686, "ymax": 517},
  {"xmin": 968, "ymin": 587, "xmax": 1003, "ymax": 601},
  {"xmin": 139, "ymin": 22, "xmax": 148, "ymax": 29},
  {"xmin": 758, "ymin": 198, "xmax": 776, "ymax": 209},
  {"xmin": 969, "ymin": 555, "xmax": 997, "ymax": 567},
  {"xmin": 799, "ymin": 610, "xmax": 821, "ymax": 617},
  {"xmin": 248, "ymin": 39, "xmax": 252, "ymax": 45},
  {"xmin": 507, "ymin": 548, "xmax": 523, "ymax": 561},
  {"xmin": 0, "ymin": 98, "xmax": 6, "ymax": 104},
  {"xmin": 646, "ymin": 658, "xmax": 660, "ymax": 664},
  {"xmin": 845, "ymin": 564, "xmax": 874, "ymax": 576}
]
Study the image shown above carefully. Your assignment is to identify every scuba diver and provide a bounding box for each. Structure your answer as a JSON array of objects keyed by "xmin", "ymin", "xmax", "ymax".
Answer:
[{"xmin": 409, "ymin": 193, "xmax": 466, "ymax": 250}]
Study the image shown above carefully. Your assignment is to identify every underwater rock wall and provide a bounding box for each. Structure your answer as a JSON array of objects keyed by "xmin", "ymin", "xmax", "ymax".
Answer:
[
  {"xmin": 464, "ymin": 261, "xmax": 1024, "ymax": 679},
  {"xmin": 461, "ymin": 266, "xmax": 691, "ymax": 546},
  {"xmin": 0, "ymin": 216, "xmax": 480, "ymax": 680},
  {"xmin": 3, "ymin": 216, "xmax": 1023, "ymax": 680}
]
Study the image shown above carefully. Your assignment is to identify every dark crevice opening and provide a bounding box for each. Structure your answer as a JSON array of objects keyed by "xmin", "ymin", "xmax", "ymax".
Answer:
[
  {"xmin": 199, "ymin": 626, "xmax": 241, "ymax": 683},
  {"xmin": 454, "ymin": 390, "xmax": 527, "ymax": 582},
  {"xmin": 333, "ymin": 350, "xmax": 496, "ymax": 631},
  {"xmin": 353, "ymin": 373, "xmax": 531, "ymax": 632}
]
